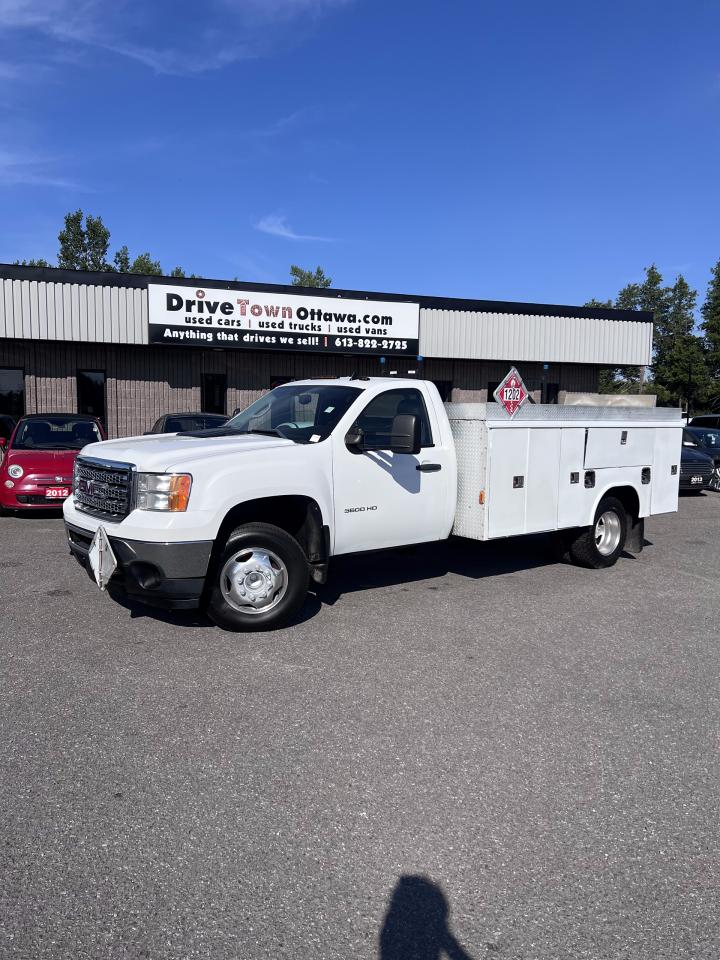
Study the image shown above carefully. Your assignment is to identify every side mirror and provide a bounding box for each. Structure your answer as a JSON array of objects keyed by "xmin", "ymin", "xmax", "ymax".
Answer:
[
  {"xmin": 389, "ymin": 414, "xmax": 421, "ymax": 455},
  {"xmin": 345, "ymin": 426, "xmax": 365, "ymax": 453}
]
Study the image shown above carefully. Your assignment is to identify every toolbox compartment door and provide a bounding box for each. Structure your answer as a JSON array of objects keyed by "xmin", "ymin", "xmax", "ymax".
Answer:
[
  {"xmin": 584, "ymin": 427, "xmax": 655, "ymax": 469},
  {"xmin": 525, "ymin": 428, "xmax": 561, "ymax": 533},
  {"xmin": 557, "ymin": 428, "xmax": 588, "ymax": 528},
  {"xmin": 487, "ymin": 428, "xmax": 528, "ymax": 538},
  {"xmin": 651, "ymin": 426, "xmax": 682, "ymax": 515}
]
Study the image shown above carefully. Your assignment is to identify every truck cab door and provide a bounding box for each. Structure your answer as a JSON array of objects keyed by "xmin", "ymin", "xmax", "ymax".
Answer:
[{"xmin": 331, "ymin": 387, "xmax": 448, "ymax": 554}]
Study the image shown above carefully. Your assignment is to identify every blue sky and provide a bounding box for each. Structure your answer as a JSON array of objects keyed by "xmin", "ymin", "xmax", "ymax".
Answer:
[{"xmin": 0, "ymin": 0, "xmax": 719, "ymax": 309}]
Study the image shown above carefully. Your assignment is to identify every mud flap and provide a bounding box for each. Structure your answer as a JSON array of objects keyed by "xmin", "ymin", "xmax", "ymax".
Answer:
[{"xmin": 625, "ymin": 515, "xmax": 644, "ymax": 554}]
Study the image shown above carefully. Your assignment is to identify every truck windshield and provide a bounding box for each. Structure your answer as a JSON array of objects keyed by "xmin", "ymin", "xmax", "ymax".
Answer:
[{"xmin": 226, "ymin": 384, "xmax": 362, "ymax": 443}]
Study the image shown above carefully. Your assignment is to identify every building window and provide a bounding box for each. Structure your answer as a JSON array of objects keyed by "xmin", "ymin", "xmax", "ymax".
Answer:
[
  {"xmin": 202, "ymin": 373, "xmax": 227, "ymax": 414},
  {"xmin": 432, "ymin": 380, "xmax": 453, "ymax": 402},
  {"xmin": 542, "ymin": 383, "xmax": 560, "ymax": 404},
  {"xmin": 0, "ymin": 367, "xmax": 25, "ymax": 418},
  {"xmin": 77, "ymin": 370, "xmax": 106, "ymax": 423}
]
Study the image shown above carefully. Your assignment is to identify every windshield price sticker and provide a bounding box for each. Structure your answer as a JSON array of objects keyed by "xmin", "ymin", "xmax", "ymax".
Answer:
[
  {"xmin": 494, "ymin": 367, "xmax": 530, "ymax": 417},
  {"xmin": 148, "ymin": 284, "xmax": 420, "ymax": 357}
]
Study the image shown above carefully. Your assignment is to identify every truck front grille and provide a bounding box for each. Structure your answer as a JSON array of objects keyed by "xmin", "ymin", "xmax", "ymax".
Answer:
[{"xmin": 74, "ymin": 457, "xmax": 134, "ymax": 520}]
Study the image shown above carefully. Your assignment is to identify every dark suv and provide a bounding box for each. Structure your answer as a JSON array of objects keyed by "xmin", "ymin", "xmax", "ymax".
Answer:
[
  {"xmin": 688, "ymin": 415, "xmax": 720, "ymax": 429},
  {"xmin": 146, "ymin": 412, "xmax": 229, "ymax": 434}
]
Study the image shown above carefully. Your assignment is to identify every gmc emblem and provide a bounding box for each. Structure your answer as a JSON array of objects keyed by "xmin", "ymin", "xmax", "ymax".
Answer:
[{"xmin": 78, "ymin": 478, "xmax": 109, "ymax": 499}]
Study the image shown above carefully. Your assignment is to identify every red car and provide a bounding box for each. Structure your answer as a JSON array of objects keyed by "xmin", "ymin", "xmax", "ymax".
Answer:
[{"xmin": 0, "ymin": 413, "xmax": 106, "ymax": 513}]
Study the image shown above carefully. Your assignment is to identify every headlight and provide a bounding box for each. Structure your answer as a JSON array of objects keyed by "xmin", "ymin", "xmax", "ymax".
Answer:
[
  {"xmin": 136, "ymin": 473, "xmax": 192, "ymax": 512},
  {"xmin": 8, "ymin": 464, "xmax": 23, "ymax": 479}
]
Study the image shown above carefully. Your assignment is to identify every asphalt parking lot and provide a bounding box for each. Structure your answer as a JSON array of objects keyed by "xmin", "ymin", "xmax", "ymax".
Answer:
[{"xmin": 1, "ymin": 495, "xmax": 719, "ymax": 960}]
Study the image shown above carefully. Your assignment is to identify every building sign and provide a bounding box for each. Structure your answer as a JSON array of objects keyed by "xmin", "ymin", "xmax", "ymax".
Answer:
[
  {"xmin": 148, "ymin": 284, "xmax": 420, "ymax": 356},
  {"xmin": 493, "ymin": 367, "xmax": 529, "ymax": 417}
]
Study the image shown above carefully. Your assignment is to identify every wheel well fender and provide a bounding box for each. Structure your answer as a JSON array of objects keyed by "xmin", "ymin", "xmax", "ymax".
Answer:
[
  {"xmin": 208, "ymin": 496, "xmax": 329, "ymax": 584},
  {"xmin": 595, "ymin": 485, "xmax": 640, "ymax": 522}
]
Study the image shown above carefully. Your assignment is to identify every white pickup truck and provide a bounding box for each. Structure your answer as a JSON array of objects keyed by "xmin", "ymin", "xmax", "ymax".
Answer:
[{"xmin": 63, "ymin": 377, "xmax": 682, "ymax": 630}]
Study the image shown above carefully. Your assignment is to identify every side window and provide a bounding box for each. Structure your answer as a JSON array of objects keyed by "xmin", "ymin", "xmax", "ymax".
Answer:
[{"xmin": 353, "ymin": 389, "xmax": 433, "ymax": 449}]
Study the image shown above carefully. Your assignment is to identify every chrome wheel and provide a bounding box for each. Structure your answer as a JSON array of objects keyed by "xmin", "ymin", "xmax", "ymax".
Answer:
[
  {"xmin": 220, "ymin": 547, "xmax": 288, "ymax": 615},
  {"xmin": 595, "ymin": 510, "xmax": 622, "ymax": 556}
]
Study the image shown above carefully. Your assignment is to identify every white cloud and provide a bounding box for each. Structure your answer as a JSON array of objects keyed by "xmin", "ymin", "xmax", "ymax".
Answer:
[
  {"xmin": 246, "ymin": 108, "xmax": 318, "ymax": 139},
  {"xmin": 0, "ymin": 0, "xmax": 354, "ymax": 75},
  {"xmin": 0, "ymin": 148, "xmax": 81, "ymax": 189},
  {"xmin": 255, "ymin": 214, "xmax": 334, "ymax": 242}
]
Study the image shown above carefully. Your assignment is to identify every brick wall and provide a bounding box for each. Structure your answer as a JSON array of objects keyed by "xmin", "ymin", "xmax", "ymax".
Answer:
[{"xmin": 0, "ymin": 339, "xmax": 600, "ymax": 438}]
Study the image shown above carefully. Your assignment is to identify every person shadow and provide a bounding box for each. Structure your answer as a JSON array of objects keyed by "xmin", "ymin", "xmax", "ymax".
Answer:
[{"xmin": 379, "ymin": 875, "xmax": 475, "ymax": 960}]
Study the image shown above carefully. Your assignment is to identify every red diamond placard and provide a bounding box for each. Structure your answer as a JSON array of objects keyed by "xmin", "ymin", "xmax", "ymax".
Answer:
[{"xmin": 493, "ymin": 367, "xmax": 529, "ymax": 417}]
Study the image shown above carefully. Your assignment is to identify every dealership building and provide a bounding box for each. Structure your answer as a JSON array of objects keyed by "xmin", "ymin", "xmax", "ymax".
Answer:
[{"xmin": 0, "ymin": 264, "xmax": 653, "ymax": 438}]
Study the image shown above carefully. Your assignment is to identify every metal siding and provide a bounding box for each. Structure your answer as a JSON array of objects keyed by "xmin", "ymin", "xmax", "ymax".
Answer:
[
  {"xmin": 1, "ymin": 279, "xmax": 11, "ymax": 338},
  {"xmin": 71, "ymin": 283, "xmax": 81, "ymax": 342},
  {"xmin": 14, "ymin": 281, "xmax": 26, "ymax": 338},
  {"xmin": 419, "ymin": 307, "xmax": 652, "ymax": 366},
  {"xmin": 63, "ymin": 284, "xmax": 75, "ymax": 341},
  {"xmin": 37, "ymin": 281, "xmax": 48, "ymax": 339},
  {"xmin": 135, "ymin": 287, "xmax": 143, "ymax": 343},
  {"xmin": 140, "ymin": 288, "xmax": 149, "ymax": 344},
  {"xmin": 101, "ymin": 286, "xmax": 112, "ymax": 342},
  {"xmin": 78, "ymin": 283, "xmax": 88, "ymax": 341},
  {"xmin": 28, "ymin": 281, "xmax": 40, "ymax": 340},
  {"xmin": 0, "ymin": 278, "xmax": 651, "ymax": 366},
  {"xmin": 46, "ymin": 282, "xmax": 56, "ymax": 340},
  {"xmin": 94, "ymin": 286, "xmax": 105, "ymax": 342},
  {"xmin": 86, "ymin": 284, "xmax": 96, "ymax": 341}
]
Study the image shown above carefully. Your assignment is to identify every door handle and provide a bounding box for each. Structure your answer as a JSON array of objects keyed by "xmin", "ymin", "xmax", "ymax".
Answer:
[{"xmin": 416, "ymin": 463, "xmax": 442, "ymax": 472}]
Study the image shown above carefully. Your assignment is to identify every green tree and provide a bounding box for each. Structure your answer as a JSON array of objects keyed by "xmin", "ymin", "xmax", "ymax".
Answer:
[
  {"xmin": 113, "ymin": 245, "xmax": 131, "ymax": 272},
  {"xmin": 617, "ymin": 265, "xmax": 674, "ymax": 390},
  {"xmin": 18, "ymin": 210, "xmax": 188, "ymax": 278},
  {"xmin": 652, "ymin": 275, "xmax": 711, "ymax": 412},
  {"xmin": 57, "ymin": 210, "xmax": 110, "ymax": 271},
  {"xmin": 290, "ymin": 265, "xmax": 332, "ymax": 288},
  {"xmin": 128, "ymin": 252, "xmax": 163, "ymax": 276},
  {"xmin": 701, "ymin": 258, "xmax": 720, "ymax": 383}
]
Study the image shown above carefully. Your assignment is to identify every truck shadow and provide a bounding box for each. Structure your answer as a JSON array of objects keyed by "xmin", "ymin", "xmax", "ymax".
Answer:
[
  {"xmin": 317, "ymin": 533, "xmax": 562, "ymax": 606},
  {"xmin": 111, "ymin": 533, "xmax": 655, "ymax": 630},
  {"xmin": 109, "ymin": 586, "xmax": 322, "ymax": 630}
]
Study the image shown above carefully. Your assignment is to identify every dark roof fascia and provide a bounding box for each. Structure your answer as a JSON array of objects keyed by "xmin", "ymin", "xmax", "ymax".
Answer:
[{"xmin": 0, "ymin": 263, "xmax": 653, "ymax": 324}]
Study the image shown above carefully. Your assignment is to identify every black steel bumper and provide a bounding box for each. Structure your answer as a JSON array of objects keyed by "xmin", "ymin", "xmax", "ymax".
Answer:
[{"xmin": 65, "ymin": 521, "xmax": 213, "ymax": 610}]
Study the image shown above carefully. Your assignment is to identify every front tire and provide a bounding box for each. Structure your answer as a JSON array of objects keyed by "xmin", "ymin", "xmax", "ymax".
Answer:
[
  {"xmin": 569, "ymin": 496, "xmax": 627, "ymax": 569},
  {"xmin": 207, "ymin": 522, "xmax": 309, "ymax": 631}
]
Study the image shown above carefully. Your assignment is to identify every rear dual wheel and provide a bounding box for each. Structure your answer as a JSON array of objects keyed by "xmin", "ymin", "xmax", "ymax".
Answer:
[
  {"xmin": 206, "ymin": 522, "xmax": 309, "ymax": 631},
  {"xmin": 566, "ymin": 496, "xmax": 628, "ymax": 569}
]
